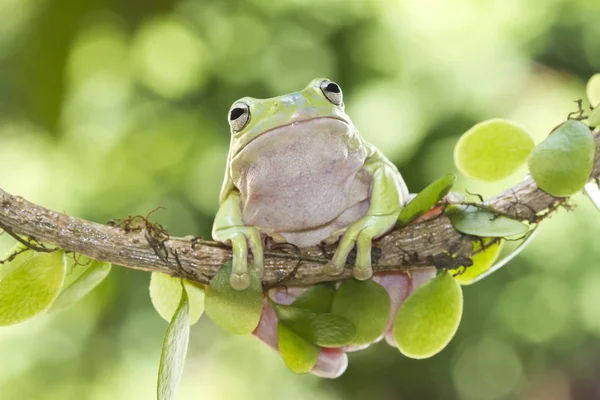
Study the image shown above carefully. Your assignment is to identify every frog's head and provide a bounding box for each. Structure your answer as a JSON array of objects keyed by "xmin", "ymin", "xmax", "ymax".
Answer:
[{"xmin": 226, "ymin": 78, "xmax": 356, "ymax": 159}]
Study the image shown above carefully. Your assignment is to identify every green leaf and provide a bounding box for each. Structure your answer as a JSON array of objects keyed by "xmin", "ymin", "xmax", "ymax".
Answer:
[
  {"xmin": 149, "ymin": 272, "xmax": 205, "ymax": 325},
  {"xmin": 277, "ymin": 322, "xmax": 320, "ymax": 374},
  {"xmin": 452, "ymin": 239, "xmax": 503, "ymax": 285},
  {"xmin": 587, "ymin": 73, "xmax": 600, "ymax": 107},
  {"xmin": 274, "ymin": 304, "xmax": 356, "ymax": 347},
  {"xmin": 0, "ymin": 250, "xmax": 67, "ymax": 326},
  {"xmin": 589, "ymin": 105, "xmax": 600, "ymax": 128},
  {"xmin": 331, "ymin": 279, "xmax": 391, "ymax": 345},
  {"xmin": 398, "ymin": 174, "xmax": 456, "ymax": 226},
  {"xmin": 528, "ymin": 120, "xmax": 595, "ymax": 197},
  {"xmin": 61, "ymin": 255, "xmax": 94, "ymax": 290},
  {"xmin": 205, "ymin": 262, "xmax": 262, "ymax": 335},
  {"xmin": 0, "ymin": 243, "xmax": 35, "ymax": 281},
  {"xmin": 585, "ymin": 181, "xmax": 600, "ymax": 212},
  {"xmin": 446, "ymin": 205, "xmax": 529, "ymax": 237},
  {"xmin": 393, "ymin": 270, "xmax": 463, "ymax": 359},
  {"xmin": 49, "ymin": 259, "xmax": 112, "ymax": 313},
  {"xmin": 454, "ymin": 119, "xmax": 535, "ymax": 181},
  {"xmin": 292, "ymin": 283, "xmax": 336, "ymax": 313},
  {"xmin": 468, "ymin": 229, "xmax": 537, "ymax": 285},
  {"xmin": 157, "ymin": 283, "xmax": 190, "ymax": 400}
]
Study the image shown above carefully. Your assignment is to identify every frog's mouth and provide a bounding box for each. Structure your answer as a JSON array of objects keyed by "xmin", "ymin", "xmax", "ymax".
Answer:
[{"xmin": 233, "ymin": 117, "xmax": 352, "ymax": 161}]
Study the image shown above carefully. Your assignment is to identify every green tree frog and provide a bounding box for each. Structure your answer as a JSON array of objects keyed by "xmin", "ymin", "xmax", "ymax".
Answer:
[{"xmin": 213, "ymin": 79, "xmax": 408, "ymax": 290}]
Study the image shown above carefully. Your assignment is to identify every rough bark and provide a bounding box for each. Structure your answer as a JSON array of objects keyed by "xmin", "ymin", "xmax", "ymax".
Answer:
[{"xmin": 0, "ymin": 130, "xmax": 598, "ymax": 288}]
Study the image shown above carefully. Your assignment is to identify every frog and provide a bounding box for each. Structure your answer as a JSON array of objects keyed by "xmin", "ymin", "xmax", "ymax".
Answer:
[{"xmin": 213, "ymin": 78, "xmax": 409, "ymax": 290}]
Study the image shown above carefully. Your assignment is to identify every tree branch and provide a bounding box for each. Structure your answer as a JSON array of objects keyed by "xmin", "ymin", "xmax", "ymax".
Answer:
[{"xmin": 1, "ymin": 131, "xmax": 599, "ymax": 288}]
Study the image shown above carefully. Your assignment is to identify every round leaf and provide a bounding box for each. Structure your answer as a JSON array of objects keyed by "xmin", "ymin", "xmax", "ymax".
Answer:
[
  {"xmin": 452, "ymin": 239, "xmax": 504, "ymax": 285},
  {"xmin": 589, "ymin": 105, "xmax": 600, "ymax": 128},
  {"xmin": 274, "ymin": 304, "xmax": 356, "ymax": 347},
  {"xmin": 454, "ymin": 119, "xmax": 535, "ymax": 181},
  {"xmin": 149, "ymin": 272, "xmax": 205, "ymax": 325},
  {"xmin": 292, "ymin": 283, "xmax": 336, "ymax": 314},
  {"xmin": 587, "ymin": 73, "xmax": 600, "ymax": 107},
  {"xmin": 331, "ymin": 279, "xmax": 391, "ymax": 345},
  {"xmin": 0, "ymin": 250, "xmax": 67, "ymax": 326},
  {"xmin": 157, "ymin": 284, "xmax": 190, "ymax": 400},
  {"xmin": 277, "ymin": 322, "xmax": 320, "ymax": 374},
  {"xmin": 205, "ymin": 262, "xmax": 263, "ymax": 335},
  {"xmin": 50, "ymin": 259, "xmax": 112, "ymax": 313},
  {"xmin": 528, "ymin": 119, "xmax": 595, "ymax": 197},
  {"xmin": 398, "ymin": 174, "xmax": 456, "ymax": 226},
  {"xmin": 446, "ymin": 205, "xmax": 529, "ymax": 237},
  {"xmin": 393, "ymin": 270, "xmax": 463, "ymax": 359}
]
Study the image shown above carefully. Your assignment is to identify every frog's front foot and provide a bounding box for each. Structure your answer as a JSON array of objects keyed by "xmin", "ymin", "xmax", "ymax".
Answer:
[
  {"xmin": 213, "ymin": 226, "xmax": 264, "ymax": 291},
  {"xmin": 326, "ymin": 214, "xmax": 399, "ymax": 281}
]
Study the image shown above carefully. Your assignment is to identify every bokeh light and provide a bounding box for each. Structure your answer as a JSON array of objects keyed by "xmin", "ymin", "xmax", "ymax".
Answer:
[
  {"xmin": 452, "ymin": 335, "xmax": 523, "ymax": 400},
  {"xmin": 1, "ymin": 0, "xmax": 600, "ymax": 398}
]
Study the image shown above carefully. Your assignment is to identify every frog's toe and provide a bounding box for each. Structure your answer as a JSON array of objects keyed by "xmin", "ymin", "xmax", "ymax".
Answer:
[
  {"xmin": 324, "ymin": 262, "xmax": 345, "ymax": 276},
  {"xmin": 230, "ymin": 272, "xmax": 251, "ymax": 291},
  {"xmin": 247, "ymin": 228, "xmax": 265, "ymax": 278},
  {"xmin": 230, "ymin": 232, "xmax": 251, "ymax": 290},
  {"xmin": 255, "ymin": 264, "xmax": 265, "ymax": 279},
  {"xmin": 353, "ymin": 229, "xmax": 374, "ymax": 281},
  {"xmin": 328, "ymin": 225, "xmax": 361, "ymax": 276},
  {"xmin": 352, "ymin": 265, "xmax": 373, "ymax": 281}
]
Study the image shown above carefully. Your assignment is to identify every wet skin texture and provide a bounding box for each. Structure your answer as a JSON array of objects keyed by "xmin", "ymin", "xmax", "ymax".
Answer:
[{"xmin": 212, "ymin": 78, "xmax": 409, "ymax": 290}]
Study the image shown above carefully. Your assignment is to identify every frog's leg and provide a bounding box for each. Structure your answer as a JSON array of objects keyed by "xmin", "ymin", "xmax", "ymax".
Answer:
[
  {"xmin": 324, "ymin": 164, "xmax": 403, "ymax": 280},
  {"xmin": 212, "ymin": 191, "xmax": 264, "ymax": 290}
]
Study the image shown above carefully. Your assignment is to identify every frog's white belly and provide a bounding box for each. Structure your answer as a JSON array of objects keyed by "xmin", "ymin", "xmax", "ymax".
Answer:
[{"xmin": 231, "ymin": 118, "xmax": 371, "ymax": 247}]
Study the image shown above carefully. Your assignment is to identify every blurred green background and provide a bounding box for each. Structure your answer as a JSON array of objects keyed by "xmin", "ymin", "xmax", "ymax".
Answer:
[{"xmin": 1, "ymin": 0, "xmax": 600, "ymax": 399}]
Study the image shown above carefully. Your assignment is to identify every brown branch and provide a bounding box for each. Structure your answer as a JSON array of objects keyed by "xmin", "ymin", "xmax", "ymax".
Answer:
[{"xmin": 1, "ymin": 131, "xmax": 599, "ymax": 288}]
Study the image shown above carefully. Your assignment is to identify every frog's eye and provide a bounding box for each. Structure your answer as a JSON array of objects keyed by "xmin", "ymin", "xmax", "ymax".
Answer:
[
  {"xmin": 320, "ymin": 80, "xmax": 343, "ymax": 106},
  {"xmin": 229, "ymin": 102, "xmax": 250, "ymax": 132}
]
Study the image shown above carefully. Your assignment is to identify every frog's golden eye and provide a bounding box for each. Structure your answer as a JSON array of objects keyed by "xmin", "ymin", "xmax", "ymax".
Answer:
[
  {"xmin": 229, "ymin": 102, "xmax": 250, "ymax": 132},
  {"xmin": 320, "ymin": 80, "xmax": 343, "ymax": 106}
]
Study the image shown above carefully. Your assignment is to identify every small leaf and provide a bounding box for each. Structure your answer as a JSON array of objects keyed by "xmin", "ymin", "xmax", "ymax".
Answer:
[
  {"xmin": 0, "ymin": 250, "xmax": 67, "ymax": 326},
  {"xmin": 61, "ymin": 255, "xmax": 95, "ymax": 290},
  {"xmin": 149, "ymin": 272, "xmax": 205, "ymax": 325},
  {"xmin": 274, "ymin": 304, "xmax": 356, "ymax": 347},
  {"xmin": 157, "ymin": 283, "xmax": 190, "ymax": 400},
  {"xmin": 528, "ymin": 119, "xmax": 595, "ymax": 197},
  {"xmin": 277, "ymin": 322, "xmax": 320, "ymax": 374},
  {"xmin": 589, "ymin": 105, "xmax": 600, "ymax": 128},
  {"xmin": 452, "ymin": 239, "xmax": 503, "ymax": 285},
  {"xmin": 331, "ymin": 279, "xmax": 391, "ymax": 345},
  {"xmin": 205, "ymin": 262, "xmax": 262, "ymax": 335},
  {"xmin": 446, "ymin": 205, "xmax": 529, "ymax": 237},
  {"xmin": 49, "ymin": 260, "xmax": 112, "ymax": 313},
  {"xmin": 393, "ymin": 270, "xmax": 463, "ymax": 359},
  {"xmin": 454, "ymin": 119, "xmax": 535, "ymax": 181},
  {"xmin": 292, "ymin": 283, "xmax": 336, "ymax": 313},
  {"xmin": 398, "ymin": 174, "xmax": 456, "ymax": 226},
  {"xmin": 0, "ymin": 243, "xmax": 35, "ymax": 280},
  {"xmin": 587, "ymin": 73, "xmax": 600, "ymax": 107},
  {"xmin": 468, "ymin": 229, "xmax": 537, "ymax": 285}
]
